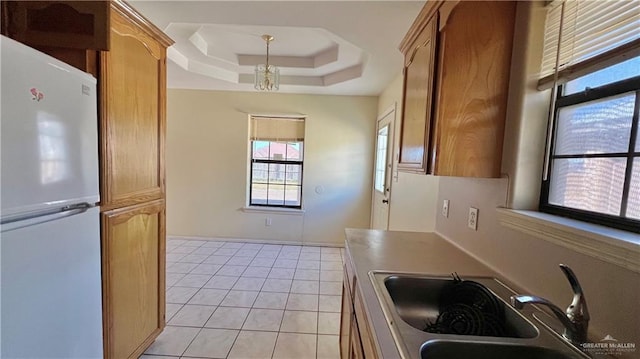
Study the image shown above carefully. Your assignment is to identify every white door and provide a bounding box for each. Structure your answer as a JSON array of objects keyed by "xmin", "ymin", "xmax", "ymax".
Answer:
[{"xmin": 371, "ymin": 107, "xmax": 395, "ymax": 229}]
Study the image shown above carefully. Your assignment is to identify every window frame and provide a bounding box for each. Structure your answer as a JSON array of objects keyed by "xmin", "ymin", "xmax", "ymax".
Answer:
[
  {"xmin": 539, "ymin": 74, "xmax": 640, "ymax": 233},
  {"xmin": 249, "ymin": 140, "xmax": 304, "ymax": 209},
  {"xmin": 374, "ymin": 124, "xmax": 390, "ymax": 194}
]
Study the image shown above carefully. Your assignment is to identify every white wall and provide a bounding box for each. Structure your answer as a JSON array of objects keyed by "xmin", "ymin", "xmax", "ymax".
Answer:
[
  {"xmin": 379, "ymin": 1, "xmax": 640, "ymax": 347},
  {"xmin": 377, "ymin": 73, "xmax": 440, "ymax": 232},
  {"xmin": 166, "ymin": 89, "xmax": 378, "ymax": 245}
]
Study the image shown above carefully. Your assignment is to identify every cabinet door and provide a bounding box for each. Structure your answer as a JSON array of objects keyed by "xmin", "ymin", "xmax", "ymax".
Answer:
[
  {"xmin": 1, "ymin": 1, "xmax": 109, "ymax": 50},
  {"xmin": 432, "ymin": 1, "xmax": 516, "ymax": 177},
  {"xmin": 340, "ymin": 275, "xmax": 353, "ymax": 359},
  {"xmin": 99, "ymin": 4, "xmax": 168, "ymax": 210},
  {"xmin": 353, "ymin": 285, "xmax": 378, "ymax": 359},
  {"xmin": 398, "ymin": 16, "xmax": 438, "ymax": 173},
  {"xmin": 350, "ymin": 319, "xmax": 365, "ymax": 359},
  {"xmin": 0, "ymin": 1, "xmax": 106, "ymax": 73},
  {"xmin": 102, "ymin": 199, "xmax": 166, "ymax": 359}
]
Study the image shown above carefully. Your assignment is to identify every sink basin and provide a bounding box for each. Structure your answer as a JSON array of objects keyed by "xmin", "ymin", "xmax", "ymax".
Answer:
[
  {"xmin": 420, "ymin": 340, "xmax": 576, "ymax": 359},
  {"xmin": 369, "ymin": 271, "xmax": 587, "ymax": 359},
  {"xmin": 384, "ymin": 275, "xmax": 538, "ymax": 338}
]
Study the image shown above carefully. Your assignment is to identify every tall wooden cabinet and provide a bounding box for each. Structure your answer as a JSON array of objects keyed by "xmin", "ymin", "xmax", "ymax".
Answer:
[
  {"xmin": 99, "ymin": 2, "xmax": 172, "ymax": 358},
  {"xmin": 1, "ymin": 1, "xmax": 173, "ymax": 358}
]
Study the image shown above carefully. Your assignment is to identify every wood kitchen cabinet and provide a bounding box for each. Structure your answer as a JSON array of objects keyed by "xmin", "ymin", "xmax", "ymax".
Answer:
[
  {"xmin": 431, "ymin": 1, "xmax": 516, "ymax": 177},
  {"xmin": 99, "ymin": 1, "xmax": 170, "ymax": 211},
  {"xmin": 99, "ymin": 3, "xmax": 172, "ymax": 358},
  {"xmin": 398, "ymin": 15, "xmax": 438, "ymax": 173},
  {"xmin": 101, "ymin": 199, "xmax": 166, "ymax": 359},
  {"xmin": 1, "ymin": 1, "xmax": 173, "ymax": 358},
  {"xmin": 0, "ymin": 1, "xmax": 109, "ymax": 50},
  {"xmin": 0, "ymin": 1, "xmax": 108, "ymax": 73},
  {"xmin": 340, "ymin": 255, "xmax": 379, "ymax": 359},
  {"xmin": 398, "ymin": 1, "xmax": 516, "ymax": 177},
  {"xmin": 340, "ymin": 273, "xmax": 354, "ymax": 359}
]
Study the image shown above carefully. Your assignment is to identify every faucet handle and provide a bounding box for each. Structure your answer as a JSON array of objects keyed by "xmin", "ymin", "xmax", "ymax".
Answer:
[{"xmin": 559, "ymin": 264, "xmax": 590, "ymax": 322}]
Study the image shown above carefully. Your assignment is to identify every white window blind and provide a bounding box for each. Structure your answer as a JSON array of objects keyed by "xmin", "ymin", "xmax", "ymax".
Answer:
[
  {"xmin": 250, "ymin": 116, "xmax": 305, "ymax": 142},
  {"xmin": 539, "ymin": 0, "xmax": 640, "ymax": 87}
]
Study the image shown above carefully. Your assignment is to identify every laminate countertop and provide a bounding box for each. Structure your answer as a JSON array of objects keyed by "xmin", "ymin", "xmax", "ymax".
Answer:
[{"xmin": 344, "ymin": 228, "xmax": 505, "ymax": 358}]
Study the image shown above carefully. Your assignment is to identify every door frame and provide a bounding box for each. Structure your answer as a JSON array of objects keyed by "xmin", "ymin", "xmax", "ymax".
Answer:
[{"xmin": 370, "ymin": 103, "xmax": 396, "ymax": 229}]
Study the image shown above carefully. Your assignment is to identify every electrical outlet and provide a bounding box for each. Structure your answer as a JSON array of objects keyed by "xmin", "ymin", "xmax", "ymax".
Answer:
[
  {"xmin": 265, "ymin": 217, "xmax": 272, "ymax": 226},
  {"xmin": 468, "ymin": 207, "xmax": 479, "ymax": 230},
  {"xmin": 442, "ymin": 200, "xmax": 450, "ymax": 218}
]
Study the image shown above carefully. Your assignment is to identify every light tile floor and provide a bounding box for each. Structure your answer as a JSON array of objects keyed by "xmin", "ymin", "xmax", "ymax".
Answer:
[{"xmin": 141, "ymin": 239, "xmax": 344, "ymax": 359}]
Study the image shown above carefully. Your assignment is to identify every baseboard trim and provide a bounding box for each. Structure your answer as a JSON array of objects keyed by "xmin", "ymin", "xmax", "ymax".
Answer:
[{"xmin": 167, "ymin": 235, "xmax": 345, "ymax": 248}]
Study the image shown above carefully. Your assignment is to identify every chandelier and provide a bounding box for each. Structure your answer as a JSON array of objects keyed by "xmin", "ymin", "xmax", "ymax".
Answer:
[{"xmin": 254, "ymin": 34, "xmax": 280, "ymax": 91}]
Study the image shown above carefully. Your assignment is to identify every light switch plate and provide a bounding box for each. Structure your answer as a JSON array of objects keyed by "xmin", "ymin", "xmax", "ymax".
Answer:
[
  {"xmin": 468, "ymin": 207, "xmax": 478, "ymax": 230},
  {"xmin": 442, "ymin": 200, "xmax": 450, "ymax": 218}
]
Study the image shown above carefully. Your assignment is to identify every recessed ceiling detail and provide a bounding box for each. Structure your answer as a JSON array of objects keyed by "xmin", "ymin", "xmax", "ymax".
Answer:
[
  {"xmin": 129, "ymin": 1, "xmax": 425, "ymax": 95},
  {"xmin": 164, "ymin": 23, "xmax": 366, "ymax": 88}
]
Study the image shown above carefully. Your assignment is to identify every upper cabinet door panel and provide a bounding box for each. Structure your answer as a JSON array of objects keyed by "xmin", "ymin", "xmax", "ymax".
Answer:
[
  {"xmin": 1, "ymin": 1, "xmax": 110, "ymax": 50},
  {"xmin": 100, "ymin": 6, "xmax": 167, "ymax": 209},
  {"xmin": 398, "ymin": 16, "xmax": 438, "ymax": 173},
  {"xmin": 432, "ymin": 1, "xmax": 516, "ymax": 177}
]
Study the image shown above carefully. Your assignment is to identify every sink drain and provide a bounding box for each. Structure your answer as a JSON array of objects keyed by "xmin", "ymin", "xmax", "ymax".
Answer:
[{"xmin": 423, "ymin": 277, "xmax": 507, "ymax": 337}]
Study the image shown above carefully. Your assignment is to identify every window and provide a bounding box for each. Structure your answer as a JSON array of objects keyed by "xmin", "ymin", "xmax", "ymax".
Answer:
[
  {"xmin": 374, "ymin": 125, "xmax": 389, "ymax": 193},
  {"xmin": 538, "ymin": 0, "xmax": 640, "ymax": 88},
  {"xmin": 249, "ymin": 116, "xmax": 304, "ymax": 208},
  {"xmin": 539, "ymin": 0, "xmax": 640, "ymax": 232}
]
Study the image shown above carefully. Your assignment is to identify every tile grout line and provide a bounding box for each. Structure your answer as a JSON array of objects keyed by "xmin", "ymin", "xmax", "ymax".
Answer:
[
  {"xmin": 205, "ymin": 241, "xmax": 265, "ymax": 358},
  {"xmin": 314, "ymin": 244, "xmax": 322, "ymax": 358},
  {"xmin": 273, "ymin": 244, "xmax": 299, "ymax": 358},
  {"xmin": 164, "ymin": 239, "xmax": 341, "ymax": 359},
  {"xmin": 270, "ymin": 244, "xmax": 288, "ymax": 359},
  {"xmin": 299, "ymin": 243, "xmax": 319, "ymax": 358},
  {"xmin": 170, "ymin": 241, "xmax": 224, "ymax": 358},
  {"xmin": 275, "ymin": 244, "xmax": 309, "ymax": 358},
  {"xmin": 168, "ymin": 241, "xmax": 239, "ymax": 358},
  {"xmin": 221, "ymin": 242, "xmax": 264, "ymax": 358}
]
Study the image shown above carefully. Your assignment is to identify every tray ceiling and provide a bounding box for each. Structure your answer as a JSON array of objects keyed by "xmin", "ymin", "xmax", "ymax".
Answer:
[{"xmin": 130, "ymin": 1, "xmax": 425, "ymax": 95}]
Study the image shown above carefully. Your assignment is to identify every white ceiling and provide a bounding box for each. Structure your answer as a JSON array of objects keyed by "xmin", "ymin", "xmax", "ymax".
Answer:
[{"xmin": 130, "ymin": 1, "xmax": 425, "ymax": 96}]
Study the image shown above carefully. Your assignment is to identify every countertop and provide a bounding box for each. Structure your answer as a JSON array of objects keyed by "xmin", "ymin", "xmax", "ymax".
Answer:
[{"xmin": 344, "ymin": 228, "xmax": 504, "ymax": 358}]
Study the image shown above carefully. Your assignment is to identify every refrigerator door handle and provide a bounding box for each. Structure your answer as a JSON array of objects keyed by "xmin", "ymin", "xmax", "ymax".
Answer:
[{"xmin": 0, "ymin": 202, "xmax": 94, "ymax": 225}]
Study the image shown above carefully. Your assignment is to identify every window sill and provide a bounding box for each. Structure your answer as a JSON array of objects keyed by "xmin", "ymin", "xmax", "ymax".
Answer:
[
  {"xmin": 496, "ymin": 208, "xmax": 640, "ymax": 273},
  {"xmin": 241, "ymin": 206, "xmax": 305, "ymax": 215}
]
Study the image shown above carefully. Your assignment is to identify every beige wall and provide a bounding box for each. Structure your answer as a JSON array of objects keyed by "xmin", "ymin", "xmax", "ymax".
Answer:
[
  {"xmin": 380, "ymin": 1, "xmax": 639, "ymax": 347},
  {"xmin": 500, "ymin": 1, "xmax": 551, "ymax": 209},
  {"xmin": 377, "ymin": 73, "xmax": 440, "ymax": 232},
  {"xmin": 435, "ymin": 177, "xmax": 640, "ymax": 348},
  {"xmin": 166, "ymin": 89, "xmax": 378, "ymax": 245}
]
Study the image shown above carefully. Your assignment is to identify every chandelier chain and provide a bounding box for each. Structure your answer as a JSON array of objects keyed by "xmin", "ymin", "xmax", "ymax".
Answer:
[{"xmin": 255, "ymin": 34, "xmax": 279, "ymax": 91}]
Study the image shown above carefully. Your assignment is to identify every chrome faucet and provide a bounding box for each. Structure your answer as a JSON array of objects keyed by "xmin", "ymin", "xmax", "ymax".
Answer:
[{"xmin": 510, "ymin": 264, "xmax": 590, "ymax": 346}]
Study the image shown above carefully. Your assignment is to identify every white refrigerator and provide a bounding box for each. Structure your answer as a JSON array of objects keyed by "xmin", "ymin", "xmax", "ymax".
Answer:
[{"xmin": 0, "ymin": 36, "xmax": 103, "ymax": 358}]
